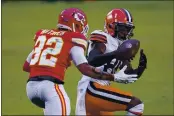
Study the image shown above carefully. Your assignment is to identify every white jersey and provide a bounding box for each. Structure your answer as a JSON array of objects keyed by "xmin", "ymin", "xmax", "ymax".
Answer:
[
  {"xmin": 76, "ymin": 30, "xmax": 123, "ymax": 115},
  {"xmin": 80, "ymin": 30, "xmax": 123, "ymax": 85}
]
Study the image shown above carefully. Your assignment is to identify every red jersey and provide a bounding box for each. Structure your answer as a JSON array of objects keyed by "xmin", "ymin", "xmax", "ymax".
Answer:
[{"xmin": 29, "ymin": 29, "xmax": 87, "ymax": 81}]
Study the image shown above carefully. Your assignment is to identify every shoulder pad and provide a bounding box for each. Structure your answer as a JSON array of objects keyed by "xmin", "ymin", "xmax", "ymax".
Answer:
[
  {"xmin": 70, "ymin": 32, "xmax": 88, "ymax": 50},
  {"xmin": 33, "ymin": 29, "xmax": 44, "ymax": 42},
  {"xmin": 69, "ymin": 32, "xmax": 87, "ymax": 40},
  {"xmin": 90, "ymin": 30, "xmax": 107, "ymax": 43}
]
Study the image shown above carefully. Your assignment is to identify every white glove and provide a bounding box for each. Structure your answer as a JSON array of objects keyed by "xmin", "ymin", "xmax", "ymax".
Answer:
[{"xmin": 114, "ymin": 65, "xmax": 138, "ymax": 84}]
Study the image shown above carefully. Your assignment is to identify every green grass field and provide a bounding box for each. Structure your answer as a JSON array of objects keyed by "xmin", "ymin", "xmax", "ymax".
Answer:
[{"xmin": 2, "ymin": 1, "xmax": 173, "ymax": 115}]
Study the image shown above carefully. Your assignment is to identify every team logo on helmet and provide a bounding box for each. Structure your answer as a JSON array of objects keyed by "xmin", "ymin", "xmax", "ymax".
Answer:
[{"xmin": 73, "ymin": 12, "xmax": 86, "ymax": 25}]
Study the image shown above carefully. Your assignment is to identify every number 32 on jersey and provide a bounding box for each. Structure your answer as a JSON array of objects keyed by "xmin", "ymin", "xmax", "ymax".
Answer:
[{"xmin": 30, "ymin": 36, "xmax": 64, "ymax": 67}]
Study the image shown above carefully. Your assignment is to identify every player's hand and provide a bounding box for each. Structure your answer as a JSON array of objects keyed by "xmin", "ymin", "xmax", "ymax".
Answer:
[
  {"xmin": 114, "ymin": 65, "xmax": 138, "ymax": 84},
  {"xmin": 133, "ymin": 49, "xmax": 147, "ymax": 78},
  {"xmin": 138, "ymin": 49, "xmax": 147, "ymax": 69}
]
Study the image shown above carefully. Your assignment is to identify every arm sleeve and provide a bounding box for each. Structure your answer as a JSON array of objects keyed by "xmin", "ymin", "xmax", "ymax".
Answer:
[
  {"xmin": 88, "ymin": 49, "xmax": 116, "ymax": 67},
  {"xmin": 70, "ymin": 46, "xmax": 88, "ymax": 66},
  {"xmin": 88, "ymin": 43, "xmax": 129, "ymax": 67},
  {"xmin": 87, "ymin": 42, "xmax": 117, "ymax": 67},
  {"xmin": 23, "ymin": 50, "xmax": 33, "ymax": 72},
  {"xmin": 26, "ymin": 50, "xmax": 34, "ymax": 63}
]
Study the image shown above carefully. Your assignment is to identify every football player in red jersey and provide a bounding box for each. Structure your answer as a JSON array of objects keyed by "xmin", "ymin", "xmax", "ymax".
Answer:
[
  {"xmin": 23, "ymin": 8, "xmax": 138, "ymax": 115},
  {"xmin": 76, "ymin": 9, "xmax": 147, "ymax": 116}
]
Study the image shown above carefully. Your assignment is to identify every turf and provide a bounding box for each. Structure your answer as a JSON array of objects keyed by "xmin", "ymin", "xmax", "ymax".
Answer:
[{"xmin": 2, "ymin": 1, "xmax": 173, "ymax": 115}]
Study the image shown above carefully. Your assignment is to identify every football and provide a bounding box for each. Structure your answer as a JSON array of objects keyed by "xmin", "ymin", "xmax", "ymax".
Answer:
[{"xmin": 117, "ymin": 39, "xmax": 140, "ymax": 60}]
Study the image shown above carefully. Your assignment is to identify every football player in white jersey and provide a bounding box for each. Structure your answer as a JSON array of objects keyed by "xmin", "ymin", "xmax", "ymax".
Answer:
[{"xmin": 76, "ymin": 8, "xmax": 147, "ymax": 116}]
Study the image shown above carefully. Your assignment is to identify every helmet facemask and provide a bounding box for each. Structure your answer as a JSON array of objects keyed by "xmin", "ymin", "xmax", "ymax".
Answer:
[
  {"xmin": 81, "ymin": 24, "xmax": 89, "ymax": 37},
  {"xmin": 113, "ymin": 23, "xmax": 135, "ymax": 41}
]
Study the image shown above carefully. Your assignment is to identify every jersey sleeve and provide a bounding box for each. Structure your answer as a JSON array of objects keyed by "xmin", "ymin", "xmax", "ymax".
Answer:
[
  {"xmin": 70, "ymin": 46, "xmax": 88, "ymax": 66},
  {"xmin": 90, "ymin": 30, "xmax": 107, "ymax": 43},
  {"xmin": 70, "ymin": 32, "xmax": 88, "ymax": 51}
]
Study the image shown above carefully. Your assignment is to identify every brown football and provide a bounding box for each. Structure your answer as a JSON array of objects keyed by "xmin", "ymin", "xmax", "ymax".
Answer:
[{"xmin": 117, "ymin": 39, "xmax": 140, "ymax": 60}]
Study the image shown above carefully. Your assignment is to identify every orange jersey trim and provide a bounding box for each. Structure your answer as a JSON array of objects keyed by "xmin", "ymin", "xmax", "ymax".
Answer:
[{"xmin": 90, "ymin": 34, "xmax": 107, "ymax": 43}]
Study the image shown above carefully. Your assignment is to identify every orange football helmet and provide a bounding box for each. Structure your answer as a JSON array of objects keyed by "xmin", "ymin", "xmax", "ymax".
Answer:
[
  {"xmin": 57, "ymin": 8, "xmax": 89, "ymax": 37},
  {"xmin": 104, "ymin": 8, "xmax": 135, "ymax": 40}
]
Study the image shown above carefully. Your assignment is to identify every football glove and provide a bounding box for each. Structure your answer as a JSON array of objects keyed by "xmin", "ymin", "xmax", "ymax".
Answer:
[
  {"xmin": 136, "ymin": 49, "xmax": 147, "ymax": 78},
  {"xmin": 125, "ymin": 49, "xmax": 147, "ymax": 79},
  {"xmin": 139, "ymin": 49, "xmax": 147, "ymax": 68},
  {"xmin": 114, "ymin": 65, "xmax": 138, "ymax": 84}
]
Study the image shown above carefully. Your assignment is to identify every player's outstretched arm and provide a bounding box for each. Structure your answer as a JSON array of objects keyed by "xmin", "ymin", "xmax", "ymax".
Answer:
[
  {"xmin": 78, "ymin": 63, "xmax": 138, "ymax": 83},
  {"xmin": 87, "ymin": 42, "xmax": 132, "ymax": 67},
  {"xmin": 70, "ymin": 46, "xmax": 138, "ymax": 83},
  {"xmin": 87, "ymin": 42, "xmax": 110, "ymax": 66},
  {"xmin": 77, "ymin": 62, "xmax": 114, "ymax": 81}
]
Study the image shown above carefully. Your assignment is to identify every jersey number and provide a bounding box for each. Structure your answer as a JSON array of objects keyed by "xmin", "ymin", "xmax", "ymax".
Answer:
[
  {"xmin": 103, "ymin": 59, "xmax": 122, "ymax": 74},
  {"xmin": 30, "ymin": 36, "xmax": 64, "ymax": 67}
]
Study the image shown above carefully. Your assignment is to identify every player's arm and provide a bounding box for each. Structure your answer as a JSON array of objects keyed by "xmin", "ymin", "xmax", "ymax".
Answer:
[
  {"xmin": 23, "ymin": 50, "xmax": 33, "ymax": 72},
  {"xmin": 70, "ymin": 46, "xmax": 138, "ymax": 83},
  {"xmin": 87, "ymin": 42, "xmax": 122, "ymax": 67},
  {"xmin": 87, "ymin": 33, "xmax": 132, "ymax": 67}
]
